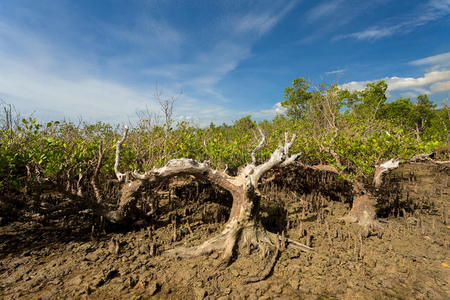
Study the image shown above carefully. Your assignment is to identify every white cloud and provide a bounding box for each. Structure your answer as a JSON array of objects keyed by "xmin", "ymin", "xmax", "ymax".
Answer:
[
  {"xmin": 347, "ymin": 27, "xmax": 397, "ymax": 40},
  {"xmin": 337, "ymin": 0, "xmax": 450, "ymax": 41},
  {"xmin": 233, "ymin": 14, "xmax": 279, "ymax": 36},
  {"xmin": 0, "ymin": 56, "xmax": 245, "ymax": 126},
  {"xmin": 341, "ymin": 69, "xmax": 450, "ymax": 95},
  {"xmin": 430, "ymin": 81, "xmax": 450, "ymax": 93},
  {"xmin": 0, "ymin": 60, "xmax": 156, "ymax": 122},
  {"xmin": 400, "ymin": 91, "xmax": 421, "ymax": 99},
  {"xmin": 248, "ymin": 102, "xmax": 287, "ymax": 120},
  {"xmin": 340, "ymin": 51, "xmax": 450, "ymax": 99},
  {"xmin": 388, "ymin": 70, "xmax": 450, "ymax": 90},
  {"xmin": 325, "ymin": 68, "xmax": 346, "ymax": 75},
  {"xmin": 306, "ymin": 0, "xmax": 344, "ymax": 23},
  {"xmin": 341, "ymin": 81, "xmax": 368, "ymax": 92},
  {"xmin": 409, "ymin": 51, "xmax": 450, "ymax": 68},
  {"xmin": 0, "ymin": 1, "xmax": 300, "ymax": 126},
  {"xmin": 299, "ymin": 0, "xmax": 392, "ymax": 44},
  {"xmin": 230, "ymin": 1, "xmax": 298, "ymax": 36}
]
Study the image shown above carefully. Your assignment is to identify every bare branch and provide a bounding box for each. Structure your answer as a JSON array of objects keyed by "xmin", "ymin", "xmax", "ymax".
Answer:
[
  {"xmin": 280, "ymin": 153, "xmax": 300, "ymax": 167},
  {"xmin": 154, "ymin": 84, "xmax": 182, "ymax": 134},
  {"xmin": 251, "ymin": 133, "xmax": 297, "ymax": 185},
  {"xmin": 283, "ymin": 132, "xmax": 296, "ymax": 155},
  {"xmin": 131, "ymin": 158, "xmax": 240, "ymax": 196},
  {"xmin": 115, "ymin": 126, "xmax": 129, "ymax": 182},
  {"xmin": 373, "ymin": 159, "xmax": 400, "ymax": 188},
  {"xmin": 251, "ymin": 127, "xmax": 265, "ymax": 165},
  {"xmin": 374, "ymin": 153, "xmax": 450, "ymax": 188}
]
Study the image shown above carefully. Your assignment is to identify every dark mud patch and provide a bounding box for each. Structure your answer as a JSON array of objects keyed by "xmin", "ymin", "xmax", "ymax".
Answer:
[{"xmin": 1, "ymin": 162, "xmax": 449, "ymax": 299}]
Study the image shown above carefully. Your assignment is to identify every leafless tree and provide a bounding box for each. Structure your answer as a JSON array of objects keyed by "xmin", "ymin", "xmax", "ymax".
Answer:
[{"xmin": 153, "ymin": 85, "xmax": 182, "ymax": 135}]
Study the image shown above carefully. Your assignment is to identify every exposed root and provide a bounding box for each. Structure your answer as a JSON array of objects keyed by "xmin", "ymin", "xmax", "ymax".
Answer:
[
  {"xmin": 221, "ymin": 225, "xmax": 242, "ymax": 265},
  {"xmin": 264, "ymin": 231, "xmax": 314, "ymax": 253},
  {"xmin": 166, "ymin": 221, "xmax": 314, "ymax": 271},
  {"xmin": 243, "ymin": 236, "xmax": 280, "ymax": 284},
  {"xmin": 285, "ymin": 237, "xmax": 315, "ymax": 253},
  {"xmin": 341, "ymin": 194, "xmax": 383, "ymax": 237},
  {"xmin": 341, "ymin": 182, "xmax": 381, "ymax": 233},
  {"xmin": 165, "ymin": 230, "xmax": 228, "ymax": 258},
  {"xmin": 165, "ymin": 220, "xmax": 240, "ymax": 259},
  {"xmin": 341, "ymin": 211, "xmax": 382, "ymax": 235}
]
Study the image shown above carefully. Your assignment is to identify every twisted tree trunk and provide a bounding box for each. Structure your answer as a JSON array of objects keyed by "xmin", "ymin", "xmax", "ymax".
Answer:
[{"xmin": 105, "ymin": 127, "xmax": 313, "ymax": 267}]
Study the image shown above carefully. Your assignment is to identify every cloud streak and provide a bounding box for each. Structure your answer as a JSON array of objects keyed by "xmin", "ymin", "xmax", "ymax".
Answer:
[
  {"xmin": 306, "ymin": 0, "xmax": 344, "ymax": 23},
  {"xmin": 409, "ymin": 51, "xmax": 450, "ymax": 68},
  {"xmin": 0, "ymin": 1, "xmax": 298, "ymax": 125},
  {"xmin": 326, "ymin": 68, "xmax": 346, "ymax": 75},
  {"xmin": 337, "ymin": 0, "xmax": 450, "ymax": 41}
]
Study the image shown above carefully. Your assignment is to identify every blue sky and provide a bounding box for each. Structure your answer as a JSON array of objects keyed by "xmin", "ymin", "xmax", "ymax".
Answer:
[{"xmin": 0, "ymin": 0, "xmax": 449, "ymax": 126}]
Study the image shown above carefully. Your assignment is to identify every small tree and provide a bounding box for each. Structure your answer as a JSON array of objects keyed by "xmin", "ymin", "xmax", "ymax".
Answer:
[{"xmin": 154, "ymin": 85, "xmax": 182, "ymax": 135}]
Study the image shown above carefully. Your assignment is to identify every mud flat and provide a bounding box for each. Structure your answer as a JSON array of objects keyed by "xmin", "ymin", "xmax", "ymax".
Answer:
[{"xmin": 1, "ymin": 162, "xmax": 449, "ymax": 299}]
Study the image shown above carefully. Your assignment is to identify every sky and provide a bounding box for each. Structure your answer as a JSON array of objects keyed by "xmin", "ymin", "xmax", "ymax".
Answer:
[{"xmin": 0, "ymin": 0, "xmax": 449, "ymax": 126}]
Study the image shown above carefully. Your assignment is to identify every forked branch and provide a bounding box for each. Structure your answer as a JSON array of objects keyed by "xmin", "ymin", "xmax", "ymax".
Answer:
[
  {"xmin": 251, "ymin": 132, "xmax": 300, "ymax": 185},
  {"xmin": 115, "ymin": 126, "xmax": 129, "ymax": 182},
  {"xmin": 251, "ymin": 127, "xmax": 265, "ymax": 164}
]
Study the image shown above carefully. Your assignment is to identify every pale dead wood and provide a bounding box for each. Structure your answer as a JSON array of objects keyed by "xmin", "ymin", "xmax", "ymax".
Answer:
[
  {"xmin": 114, "ymin": 126, "xmax": 128, "ymax": 182},
  {"xmin": 108, "ymin": 128, "xmax": 313, "ymax": 270},
  {"xmin": 251, "ymin": 127, "xmax": 265, "ymax": 164},
  {"xmin": 106, "ymin": 126, "xmax": 313, "ymax": 282}
]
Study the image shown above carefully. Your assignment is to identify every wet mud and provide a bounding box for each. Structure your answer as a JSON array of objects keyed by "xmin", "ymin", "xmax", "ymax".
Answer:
[{"xmin": 1, "ymin": 162, "xmax": 449, "ymax": 299}]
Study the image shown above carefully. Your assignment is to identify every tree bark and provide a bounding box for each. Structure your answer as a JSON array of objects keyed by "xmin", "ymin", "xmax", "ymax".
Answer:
[{"xmin": 341, "ymin": 183, "xmax": 378, "ymax": 230}]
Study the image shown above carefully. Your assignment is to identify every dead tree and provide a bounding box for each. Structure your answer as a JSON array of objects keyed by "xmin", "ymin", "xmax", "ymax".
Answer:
[
  {"xmin": 342, "ymin": 152, "xmax": 450, "ymax": 230},
  {"xmin": 106, "ymin": 126, "xmax": 313, "ymax": 265}
]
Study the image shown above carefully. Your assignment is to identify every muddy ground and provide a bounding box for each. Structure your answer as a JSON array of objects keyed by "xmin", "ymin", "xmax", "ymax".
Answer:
[{"xmin": 1, "ymin": 162, "xmax": 449, "ymax": 299}]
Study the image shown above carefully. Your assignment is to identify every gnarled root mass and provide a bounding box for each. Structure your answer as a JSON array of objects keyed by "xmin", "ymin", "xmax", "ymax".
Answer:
[
  {"xmin": 167, "ymin": 219, "xmax": 313, "ymax": 259},
  {"xmin": 166, "ymin": 217, "xmax": 313, "ymax": 283}
]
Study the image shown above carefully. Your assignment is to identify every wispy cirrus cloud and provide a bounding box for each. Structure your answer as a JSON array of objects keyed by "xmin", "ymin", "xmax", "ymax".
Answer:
[
  {"xmin": 0, "ymin": 1, "xmax": 298, "ymax": 125},
  {"xmin": 409, "ymin": 51, "xmax": 450, "ymax": 68},
  {"xmin": 337, "ymin": 0, "xmax": 450, "ymax": 41},
  {"xmin": 326, "ymin": 68, "xmax": 347, "ymax": 76},
  {"xmin": 142, "ymin": 0, "xmax": 300, "ymax": 104},
  {"xmin": 231, "ymin": 0, "xmax": 299, "ymax": 36},
  {"xmin": 298, "ymin": 0, "xmax": 391, "ymax": 44},
  {"xmin": 306, "ymin": 0, "xmax": 344, "ymax": 23}
]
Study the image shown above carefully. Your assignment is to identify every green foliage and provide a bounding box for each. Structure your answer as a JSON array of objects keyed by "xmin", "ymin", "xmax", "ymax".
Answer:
[
  {"xmin": 281, "ymin": 78, "xmax": 319, "ymax": 121},
  {"xmin": 1, "ymin": 78, "xmax": 448, "ymax": 195},
  {"xmin": 280, "ymin": 77, "xmax": 448, "ymax": 179}
]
